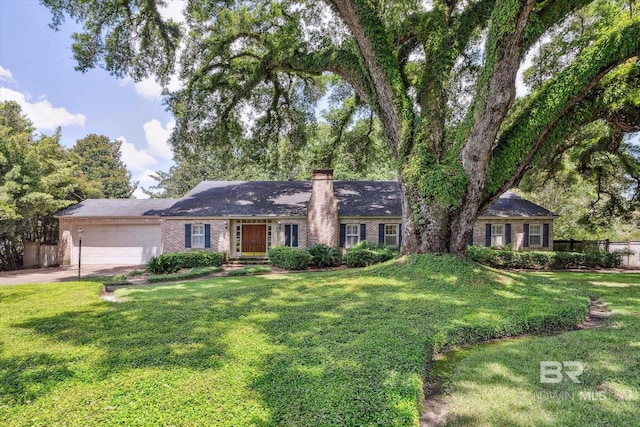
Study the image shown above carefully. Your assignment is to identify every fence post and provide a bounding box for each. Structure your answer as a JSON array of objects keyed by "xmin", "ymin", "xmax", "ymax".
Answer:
[{"xmin": 570, "ymin": 238, "xmax": 574, "ymax": 251}]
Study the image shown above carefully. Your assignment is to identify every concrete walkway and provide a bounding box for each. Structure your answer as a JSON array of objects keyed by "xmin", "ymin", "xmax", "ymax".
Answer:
[{"xmin": 0, "ymin": 265, "xmax": 144, "ymax": 286}]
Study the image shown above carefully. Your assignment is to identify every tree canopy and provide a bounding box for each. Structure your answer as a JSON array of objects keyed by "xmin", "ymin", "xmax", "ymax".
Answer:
[
  {"xmin": 42, "ymin": 0, "xmax": 640, "ymax": 254},
  {"xmin": 71, "ymin": 134, "xmax": 137, "ymax": 198},
  {"xmin": 0, "ymin": 102, "xmax": 87, "ymax": 269},
  {"xmin": 0, "ymin": 101, "xmax": 138, "ymax": 270}
]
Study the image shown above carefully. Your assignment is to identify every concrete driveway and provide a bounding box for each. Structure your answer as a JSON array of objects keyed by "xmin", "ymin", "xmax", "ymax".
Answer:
[{"xmin": 0, "ymin": 265, "xmax": 144, "ymax": 286}]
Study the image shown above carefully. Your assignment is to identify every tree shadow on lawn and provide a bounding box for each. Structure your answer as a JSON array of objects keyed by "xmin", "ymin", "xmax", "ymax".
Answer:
[
  {"xmin": 441, "ymin": 272, "xmax": 640, "ymax": 426},
  {"xmin": 0, "ymin": 352, "xmax": 75, "ymax": 406},
  {"xmin": 11, "ymin": 257, "xmax": 590, "ymax": 425}
]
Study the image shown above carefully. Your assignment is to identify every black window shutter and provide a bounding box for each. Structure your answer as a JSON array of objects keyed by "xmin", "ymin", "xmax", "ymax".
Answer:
[
  {"xmin": 467, "ymin": 230, "xmax": 474, "ymax": 246},
  {"xmin": 378, "ymin": 224, "xmax": 385, "ymax": 245},
  {"xmin": 398, "ymin": 224, "xmax": 402, "ymax": 246},
  {"xmin": 204, "ymin": 224, "xmax": 211, "ymax": 248},
  {"xmin": 285, "ymin": 225, "xmax": 291, "ymax": 247},
  {"xmin": 505, "ymin": 223, "xmax": 511, "ymax": 245},
  {"xmin": 485, "ymin": 224, "xmax": 491, "ymax": 247},
  {"xmin": 523, "ymin": 223, "xmax": 530, "ymax": 247},
  {"xmin": 360, "ymin": 224, "xmax": 366, "ymax": 241},
  {"xmin": 292, "ymin": 224, "xmax": 299, "ymax": 247},
  {"xmin": 339, "ymin": 224, "xmax": 346, "ymax": 248},
  {"xmin": 185, "ymin": 224, "xmax": 192, "ymax": 248},
  {"xmin": 543, "ymin": 223, "xmax": 549, "ymax": 247}
]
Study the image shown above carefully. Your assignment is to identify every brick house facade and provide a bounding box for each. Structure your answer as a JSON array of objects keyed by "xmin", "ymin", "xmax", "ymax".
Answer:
[{"xmin": 56, "ymin": 170, "xmax": 556, "ymax": 265}]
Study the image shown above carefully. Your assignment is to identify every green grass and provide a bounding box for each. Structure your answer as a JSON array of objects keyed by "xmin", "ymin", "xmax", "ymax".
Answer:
[
  {"xmin": 226, "ymin": 266, "xmax": 273, "ymax": 276},
  {"xmin": 146, "ymin": 266, "xmax": 223, "ymax": 283},
  {"xmin": 0, "ymin": 255, "xmax": 592, "ymax": 426},
  {"xmin": 436, "ymin": 272, "xmax": 640, "ymax": 426}
]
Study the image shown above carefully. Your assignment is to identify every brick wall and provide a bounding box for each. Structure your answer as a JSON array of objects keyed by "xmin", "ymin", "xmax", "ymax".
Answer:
[
  {"xmin": 307, "ymin": 170, "xmax": 339, "ymax": 247},
  {"xmin": 273, "ymin": 219, "xmax": 308, "ymax": 248},
  {"xmin": 338, "ymin": 218, "xmax": 403, "ymax": 249},
  {"xmin": 58, "ymin": 218, "xmax": 73, "ymax": 265},
  {"xmin": 162, "ymin": 219, "xmax": 230, "ymax": 256},
  {"xmin": 472, "ymin": 218, "xmax": 554, "ymax": 251}
]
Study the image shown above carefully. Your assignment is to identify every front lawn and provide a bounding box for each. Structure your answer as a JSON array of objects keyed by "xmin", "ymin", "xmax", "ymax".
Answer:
[
  {"xmin": 435, "ymin": 272, "xmax": 640, "ymax": 426},
  {"xmin": 1, "ymin": 255, "xmax": 589, "ymax": 426}
]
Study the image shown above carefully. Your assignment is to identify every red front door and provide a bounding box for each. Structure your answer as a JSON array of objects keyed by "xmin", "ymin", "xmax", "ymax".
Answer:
[{"xmin": 242, "ymin": 225, "xmax": 266, "ymax": 255}]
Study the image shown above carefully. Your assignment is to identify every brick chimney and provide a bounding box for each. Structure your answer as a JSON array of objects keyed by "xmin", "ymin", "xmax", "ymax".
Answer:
[{"xmin": 307, "ymin": 169, "xmax": 339, "ymax": 247}]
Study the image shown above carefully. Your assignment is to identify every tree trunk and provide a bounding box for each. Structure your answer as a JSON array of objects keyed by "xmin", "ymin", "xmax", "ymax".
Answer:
[
  {"xmin": 399, "ymin": 178, "xmax": 477, "ymax": 257},
  {"xmin": 399, "ymin": 179, "xmax": 456, "ymax": 255}
]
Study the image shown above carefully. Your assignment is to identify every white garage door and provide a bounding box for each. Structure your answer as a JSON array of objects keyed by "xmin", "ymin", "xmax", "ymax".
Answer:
[{"xmin": 72, "ymin": 224, "xmax": 161, "ymax": 265}]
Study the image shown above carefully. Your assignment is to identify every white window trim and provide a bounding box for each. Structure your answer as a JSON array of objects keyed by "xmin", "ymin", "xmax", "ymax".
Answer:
[
  {"xmin": 385, "ymin": 224, "xmax": 399, "ymax": 247},
  {"xmin": 529, "ymin": 224, "xmax": 542, "ymax": 247},
  {"xmin": 192, "ymin": 224, "xmax": 205, "ymax": 249},
  {"xmin": 345, "ymin": 224, "xmax": 360, "ymax": 248},
  {"xmin": 491, "ymin": 224, "xmax": 505, "ymax": 247}
]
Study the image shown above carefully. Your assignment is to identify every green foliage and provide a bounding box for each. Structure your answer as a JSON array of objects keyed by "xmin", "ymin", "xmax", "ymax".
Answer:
[
  {"xmin": 71, "ymin": 134, "xmax": 136, "ymax": 198},
  {"xmin": 434, "ymin": 271, "xmax": 640, "ymax": 426},
  {"xmin": 267, "ymin": 246, "xmax": 311, "ymax": 270},
  {"xmin": 306, "ymin": 244, "xmax": 342, "ymax": 268},
  {"xmin": 146, "ymin": 251, "xmax": 224, "ymax": 274},
  {"xmin": 104, "ymin": 274, "xmax": 132, "ymax": 286},
  {"xmin": 0, "ymin": 256, "xmax": 593, "ymax": 425},
  {"xmin": 0, "ymin": 101, "xmax": 91, "ymax": 270},
  {"xmin": 146, "ymin": 266, "xmax": 223, "ymax": 283},
  {"xmin": 344, "ymin": 241, "xmax": 396, "ymax": 268},
  {"xmin": 41, "ymin": 0, "xmax": 640, "ymax": 253},
  {"xmin": 467, "ymin": 246, "xmax": 624, "ymax": 269},
  {"xmin": 226, "ymin": 266, "xmax": 272, "ymax": 276}
]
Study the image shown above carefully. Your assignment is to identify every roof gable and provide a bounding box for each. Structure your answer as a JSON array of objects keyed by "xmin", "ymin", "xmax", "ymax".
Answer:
[{"xmin": 481, "ymin": 192, "xmax": 556, "ymax": 217}]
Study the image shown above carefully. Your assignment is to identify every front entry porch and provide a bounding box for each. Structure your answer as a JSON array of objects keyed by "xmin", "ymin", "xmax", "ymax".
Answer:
[{"xmin": 233, "ymin": 219, "xmax": 275, "ymax": 258}]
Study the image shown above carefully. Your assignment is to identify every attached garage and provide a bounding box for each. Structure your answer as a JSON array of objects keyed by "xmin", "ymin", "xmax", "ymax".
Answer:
[
  {"xmin": 56, "ymin": 199, "xmax": 178, "ymax": 266},
  {"xmin": 70, "ymin": 223, "xmax": 161, "ymax": 265}
]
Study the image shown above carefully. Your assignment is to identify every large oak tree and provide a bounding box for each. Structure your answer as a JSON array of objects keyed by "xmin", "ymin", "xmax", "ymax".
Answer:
[{"xmin": 43, "ymin": 0, "xmax": 640, "ymax": 255}]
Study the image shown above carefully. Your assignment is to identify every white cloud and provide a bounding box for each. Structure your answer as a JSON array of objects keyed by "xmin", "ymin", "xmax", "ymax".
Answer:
[
  {"xmin": 0, "ymin": 65, "xmax": 16, "ymax": 83},
  {"xmin": 159, "ymin": 0, "xmax": 186, "ymax": 23},
  {"xmin": 132, "ymin": 169, "xmax": 159, "ymax": 199},
  {"xmin": 117, "ymin": 136, "xmax": 158, "ymax": 172},
  {"xmin": 0, "ymin": 87, "xmax": 86, "ymax": 129},
  {"xmin": 143, "ymin": 119, "xmax": 175, "ymax": 158},
  {"xmin": 133, "ymin": 77, "xmax": 163, "ymax": 99},
  {"xmin": 122, "ymin": 73, "xmax": 183, "ymax": 100}
]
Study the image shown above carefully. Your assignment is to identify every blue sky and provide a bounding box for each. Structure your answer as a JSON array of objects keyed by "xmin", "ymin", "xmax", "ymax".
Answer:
[{"xmin": 0, "ymin": 0, "xmax": 183, "ymax": 198}]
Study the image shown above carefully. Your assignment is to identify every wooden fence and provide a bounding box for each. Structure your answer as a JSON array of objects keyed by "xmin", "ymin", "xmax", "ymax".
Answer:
[
  {"xmin": 553, "ymin": 240, "xmax": 640, "ymax": 268},
  {"xmin": 23, "ymin": 241, "xmax": 59, "ymax": 268}
]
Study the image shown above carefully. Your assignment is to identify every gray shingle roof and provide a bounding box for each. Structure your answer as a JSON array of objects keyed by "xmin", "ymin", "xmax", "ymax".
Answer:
[
  {"xmin": 162, "ymin": 181, "xmax": 312, "ymax": 217},
  {"xmin": 335, "ymin": 181, "xmax": 401, "ymax": 216},
  {"xmin": 55, "ymin": 183, "xmax": 555, "ymax": 218},
  {"xmin": 480, "ymin": 192, "xmax": 556, "ymax": 217},
  {"xmin": 54, "ymin": 199, "xmax": 179, "ymax": 217}
]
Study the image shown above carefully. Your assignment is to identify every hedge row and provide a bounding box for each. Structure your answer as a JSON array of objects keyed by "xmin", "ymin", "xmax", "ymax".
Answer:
[
  {"xmin": 268, "ymin": 242, "xmax": 397, "ymax": 270},
  {"xmin": 344, "ymin": 241, "xmax": 396, "ymax": 268},
  {"xmin": 467, "ymin": 246, "xmax": 626, "ymax": 269},
  {"xmin": 147, "ymin": 251, "xmax": 225, "ymax": 274},
  {"xmin": 268, "ymin": 246, "xmax": 312, "ymax": 270}
]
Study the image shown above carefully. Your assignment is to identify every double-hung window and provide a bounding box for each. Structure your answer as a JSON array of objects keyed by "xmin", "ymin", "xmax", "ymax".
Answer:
[
  {"xmin": 192, "ymin": 224, "xmax": 205, "ymax": 248},
  {"xmin": 345, "ymin": 224, "xmax": 360, "ymax": 248},
  {"xmin": 385, "ymin": 224, "xmax": 398, "ymax": 247},
  {"xmin": 491, "ymin": 224, "xmax": 504, "ymax": 247},
  {"xmin": 529, "ymin": 224, "xmax": 542, "ymax": 246}
]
